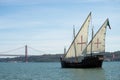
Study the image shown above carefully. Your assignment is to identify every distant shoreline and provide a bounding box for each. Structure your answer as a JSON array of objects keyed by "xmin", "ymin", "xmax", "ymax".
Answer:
[{"xmin": 0, "ymin": 51, "xmax": 120, "ymax": 62}]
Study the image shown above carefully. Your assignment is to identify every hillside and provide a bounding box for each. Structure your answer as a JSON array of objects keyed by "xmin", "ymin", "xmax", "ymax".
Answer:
[{"xmin": 0, "ymin": 51, "xmax": 120, "ymax": 62}]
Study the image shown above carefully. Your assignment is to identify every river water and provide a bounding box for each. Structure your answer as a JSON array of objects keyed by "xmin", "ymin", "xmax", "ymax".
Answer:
[{"xmin": 0, "ymin": 62, "xmax": 120, "ymax": 80}]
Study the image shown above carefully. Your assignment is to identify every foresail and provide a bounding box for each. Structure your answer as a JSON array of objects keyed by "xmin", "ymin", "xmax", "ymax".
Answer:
[
  {"xmin": 84, "ymin": 19, "xmax": 110, "ymax": 54},
  {"xmin": 64, "ymin": 12, "xmax": 91, "ymax": 58}
]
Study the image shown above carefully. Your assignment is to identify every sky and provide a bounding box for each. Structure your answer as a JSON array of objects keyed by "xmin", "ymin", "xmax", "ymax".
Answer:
[{"xmin": 0, "ymin": 0, "xmax": 120, "ymax": 55}]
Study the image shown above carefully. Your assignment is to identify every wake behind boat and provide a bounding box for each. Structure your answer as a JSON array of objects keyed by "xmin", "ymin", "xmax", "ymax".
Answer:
[{"xmin": 60, "ymin": 12, "xmax": 111, "ymax": 68}]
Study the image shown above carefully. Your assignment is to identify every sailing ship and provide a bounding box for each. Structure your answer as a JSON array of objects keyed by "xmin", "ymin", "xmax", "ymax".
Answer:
[{"xmin": 60, "ymin": 12, "xmax": 111, "ymax": 68}]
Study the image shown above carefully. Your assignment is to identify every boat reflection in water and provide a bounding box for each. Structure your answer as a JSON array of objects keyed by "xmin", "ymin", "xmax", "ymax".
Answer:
[{"xmin": 67, "ymin": 68, "xmax": 106, "ymax": 80}]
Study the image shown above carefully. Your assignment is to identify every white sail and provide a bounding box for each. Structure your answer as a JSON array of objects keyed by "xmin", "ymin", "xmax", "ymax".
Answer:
[
  {"xmin": 84, "ymin": 19, "xmax": 110, "ymax": 54},
  {"xmin": 64, "ymin": 12, "xmax": 91, "ymax": 58}
]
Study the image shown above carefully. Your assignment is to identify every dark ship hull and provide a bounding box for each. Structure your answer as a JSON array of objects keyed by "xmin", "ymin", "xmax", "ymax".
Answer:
[{"xmin": 60, "ymin": 55, "xmax": 104, "ymax": 68}]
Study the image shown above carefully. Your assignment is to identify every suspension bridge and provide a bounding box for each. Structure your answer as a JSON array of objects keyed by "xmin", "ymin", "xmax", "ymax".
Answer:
[{"xmin": 0, "ymin": 45, "xmax": 49, "ymax": 62}]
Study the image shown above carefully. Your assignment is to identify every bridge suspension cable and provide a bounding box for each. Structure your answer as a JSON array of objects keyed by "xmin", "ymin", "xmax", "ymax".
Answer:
[
  {"xmin": 0, "ymin": 46, "xmax": 24, "ymax": 54},
  {"xmin": 28, "ymin": 46, "xmax": 49, "ymax": 54}
]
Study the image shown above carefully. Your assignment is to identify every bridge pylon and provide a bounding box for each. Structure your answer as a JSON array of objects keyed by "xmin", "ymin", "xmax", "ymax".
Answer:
[{"xmin": 25, "ymin": 45, "xmax": 28, "ymax": 62}]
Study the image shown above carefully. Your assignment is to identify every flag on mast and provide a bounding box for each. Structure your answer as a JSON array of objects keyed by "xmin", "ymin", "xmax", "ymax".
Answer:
[{"xmin": 107, "ymin": 18, "xmax": 111, "ymax": 29}]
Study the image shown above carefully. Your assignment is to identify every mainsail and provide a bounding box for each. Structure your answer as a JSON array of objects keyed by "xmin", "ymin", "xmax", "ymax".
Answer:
[
  {"xmin": 83, "ymin": 18, "xmax": 111, "ymax": 54},
  {"xmin": 64, "ymin": 12, "xmax": 91, "ymax": 58}
]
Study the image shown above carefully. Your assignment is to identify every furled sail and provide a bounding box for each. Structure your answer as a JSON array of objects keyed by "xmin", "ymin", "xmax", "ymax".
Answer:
[
  {"xmin": 64, "ymin": 12, "xmax": 91, "ymax": 58},
  {"xmin": 83, "ymin": 18, "xmax": 111, "ymax": 54}
]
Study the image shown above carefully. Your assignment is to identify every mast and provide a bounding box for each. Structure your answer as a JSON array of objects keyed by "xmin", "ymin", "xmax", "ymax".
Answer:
[
  {"xmin": 90, "ymin": 27, "xmax": 94, "ymax": 56},
  {"xmin": 73, "ymin": 25, "xmax": 78, "ymax": 62},
  {"xmin": 64, "ymin": 47, "xmax": 66, "ymax": 54}
]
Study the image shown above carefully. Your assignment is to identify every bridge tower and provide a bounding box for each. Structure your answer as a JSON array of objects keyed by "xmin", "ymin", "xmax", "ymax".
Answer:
[{"xmin": 25, "ymin": 45, "xmax": 28, "ymax": 62}]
